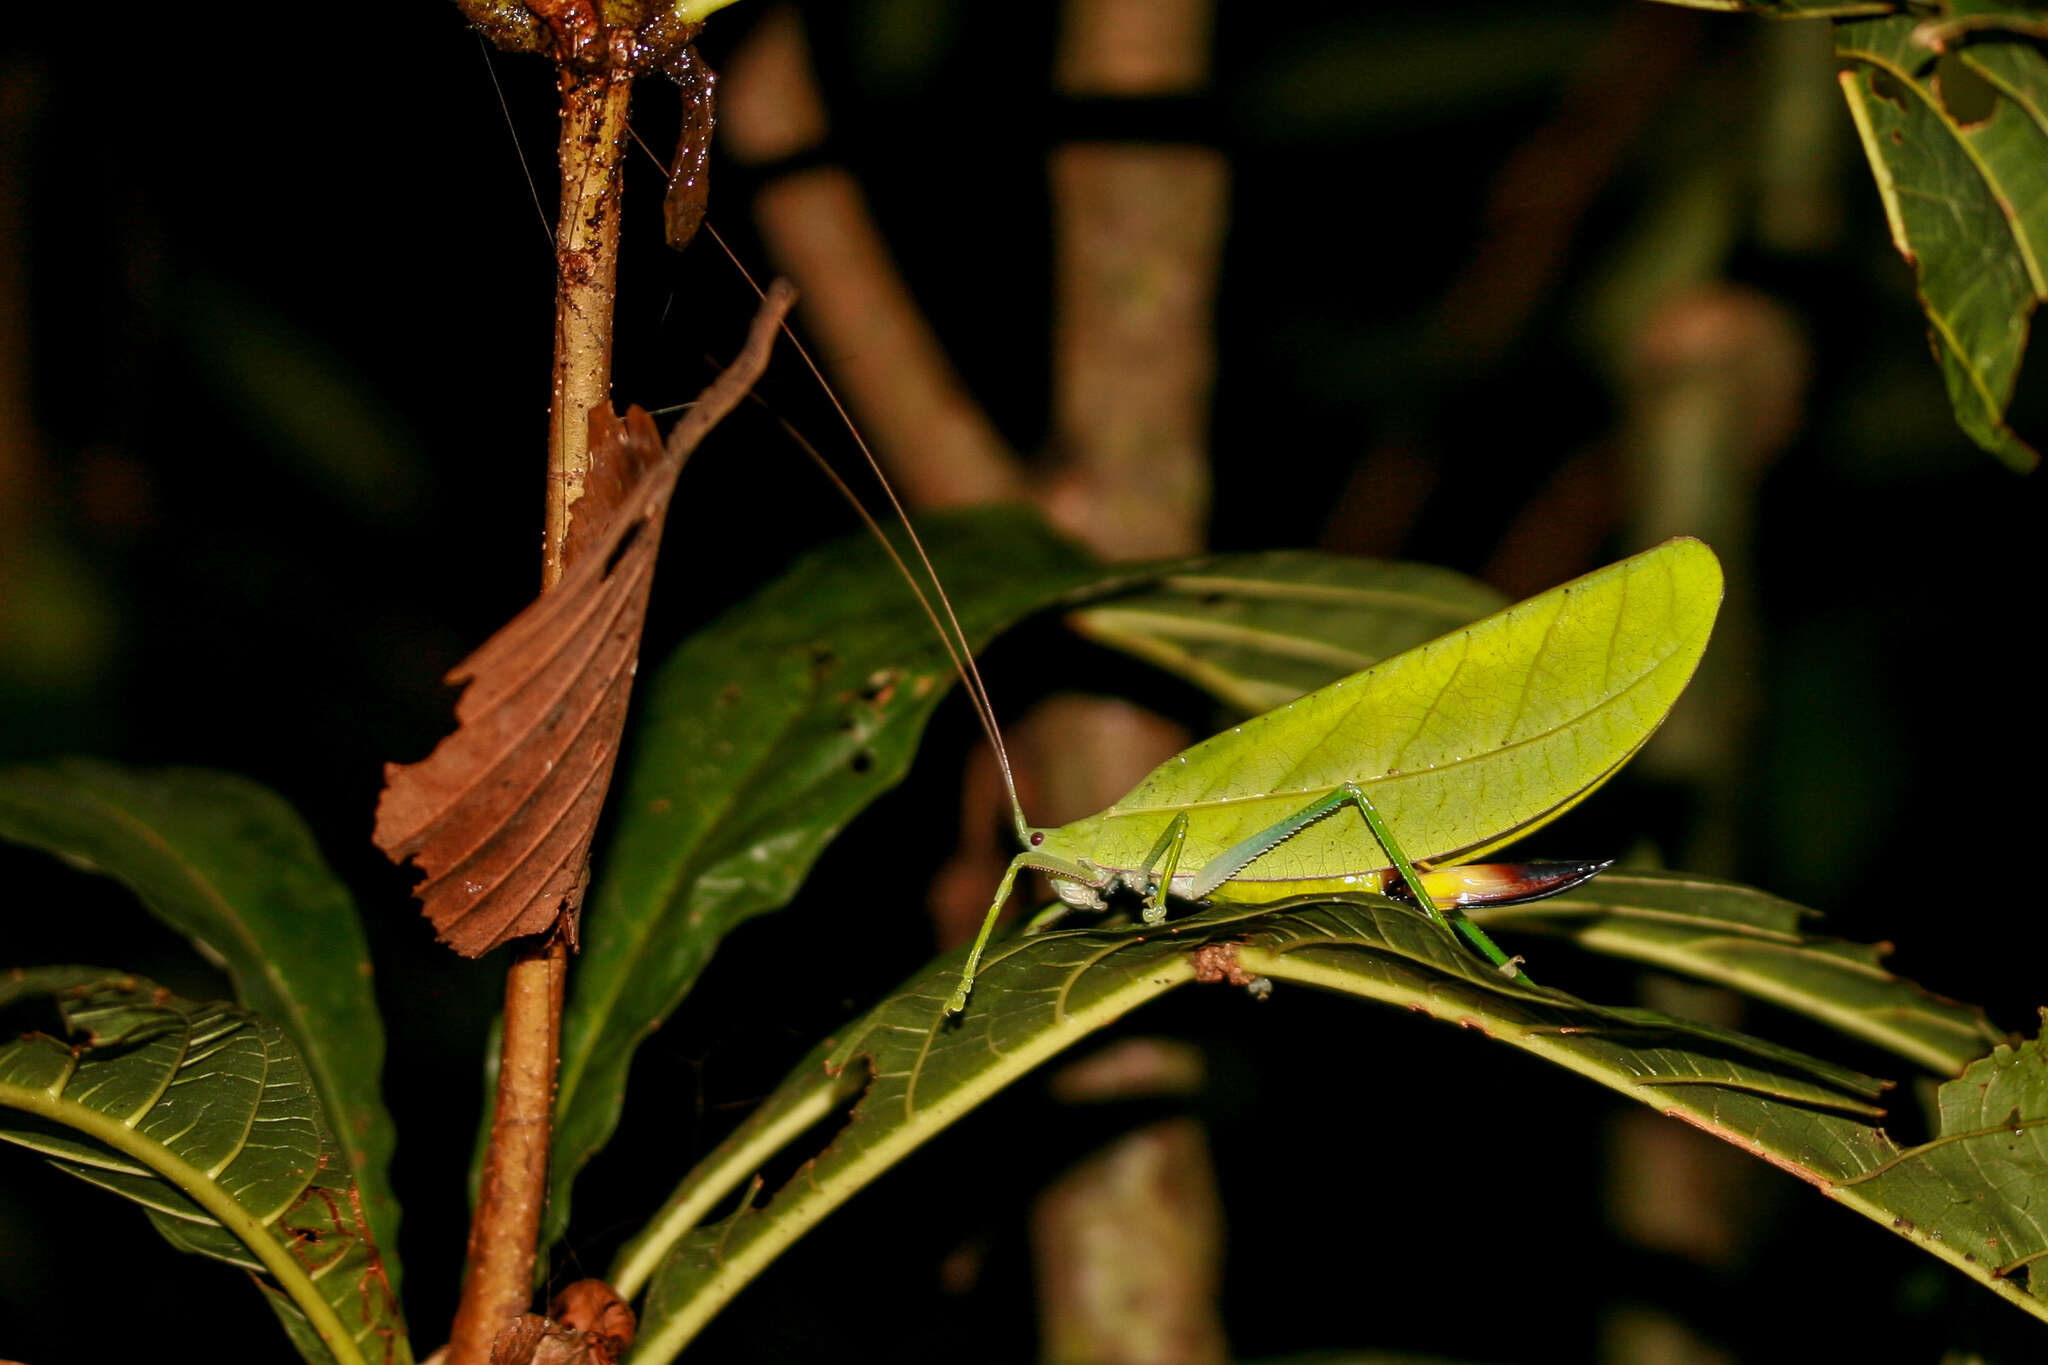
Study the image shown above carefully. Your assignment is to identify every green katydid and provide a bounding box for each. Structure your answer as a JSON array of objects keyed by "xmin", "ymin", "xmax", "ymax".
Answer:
[
  {"xmin": 940, "ymin": 536, "xmax": 1724, "ymax": 1012},
  {"xmin": 721, "ymin": 264, "xmax": 1723, "ymax": 1018}
]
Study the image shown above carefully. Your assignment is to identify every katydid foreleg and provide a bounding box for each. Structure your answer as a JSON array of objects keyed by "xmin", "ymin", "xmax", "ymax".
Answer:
[
  {"xmin": 946, "ymin": 844, "xmax": 1104, "ymax": 1015},
  {"xmin": 945, "ymin": 808, "xmax": 1203, "ymax": 1015}
]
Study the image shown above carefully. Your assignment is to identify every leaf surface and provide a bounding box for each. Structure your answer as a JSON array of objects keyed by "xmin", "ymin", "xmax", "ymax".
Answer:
[
  {"xmin": 0, "ymin": 759, "xmax": 401, "ymax": 1286},
  {"xmin": 374, "ymin": 286, "xmax": 793, "ymax": 953},
  {"xmin": 1065, "ymin": 551, "xmax": 1507, "ymax": 714},
  {"xmin": 0, "ymin": 968, "xmax": 409, "ymax": 1365},
  {"xmin": 619, "ymin": 895, "xmax": 2044, "ymax": 1361},
  {"xmin": 1837, "ymin": 14, "xmax": 2046, "ymax": 470},
  {"xmin": 1472, "ymin": 870, "xmax": 2006, "ymax": 1073},
  {"xmin": 549, "ymin": 510, "xmax": 1105, "ymax": 1240}
]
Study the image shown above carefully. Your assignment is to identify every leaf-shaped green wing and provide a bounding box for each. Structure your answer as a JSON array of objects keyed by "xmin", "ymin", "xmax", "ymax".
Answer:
[
  {"xmin": 0, "ymin": 968, "xmax": 410, "ymax": 1365},
  {"xmin": 1056, "ymin": 538, "xmax": 1723, "ymax": 892},
  {"xmin": 0, "ymin": 760, "xmax": 400, "ymax": 1287}
]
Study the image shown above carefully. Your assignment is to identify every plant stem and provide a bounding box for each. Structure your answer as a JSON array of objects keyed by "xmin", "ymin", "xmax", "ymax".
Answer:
[
  {"xmin": 544, "ymin": 69, "xmax": 633, "ymax": 592},
  {"xmin": 444, "ymin": 62, "xmax": 631, "ymax": 1365}
]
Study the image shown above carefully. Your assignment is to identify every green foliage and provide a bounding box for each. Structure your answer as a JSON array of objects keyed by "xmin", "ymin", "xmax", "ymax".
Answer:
[
  {"xmin": 548, "ymin": 510, "xmax": 1103, "ymax": 1240},
  {"xmin": 1477, "ymin": 870, "xmax": 2006, "ymax": 1072},
  {"xmin": 1645, "ymin": 0, "xmax": 2048, "ymax": 468},
  {"xmin": 616, "ymin": 881, "xmax": 2046, "ymax": 1362},
  {"xmin": 5, "ymin": 524, "xmax": 2040, "ymax": 1359},
  {"xmin": 0, "ymin": 968, "xmax": 408, "ymax": 1365},
  {"xmin": 19, "ymin": 4, "xmax": 2048, "ymax": 1360},
  {"xmin": 0, "ymin": 760, "xmax": 401, "ymax": 1287},
  {"xmin": 1838, "ymin": 14, "xmax": 2048, "ymax": 470}
]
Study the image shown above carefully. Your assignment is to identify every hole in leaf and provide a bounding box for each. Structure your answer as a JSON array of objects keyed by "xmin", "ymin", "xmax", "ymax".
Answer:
[
  {"xmin": 859, "ymin": 668, "xmax": 901, "ymax": 707},
  {"xmin": 1868, "ymin": 68, "xmax": 1911, "ymax": 111},
  {"xmin": 709, "ymin": 1057, "xmax": 876, "ymax": 1223},
  {"xmin": 1935, "ymin": 51, "xmax": 2000, "ymax": 126}
]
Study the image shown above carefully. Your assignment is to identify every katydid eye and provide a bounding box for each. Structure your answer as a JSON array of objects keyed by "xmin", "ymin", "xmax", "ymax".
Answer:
[{"xmin": 1030, "ymin": 832, "xmax": 1044, "ymax": 846}]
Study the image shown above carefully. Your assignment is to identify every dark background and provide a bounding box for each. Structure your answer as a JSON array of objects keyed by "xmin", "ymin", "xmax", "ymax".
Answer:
[{"xmin": 3, "ymin": 1, "xmax": 2046, "ymax": 1360}]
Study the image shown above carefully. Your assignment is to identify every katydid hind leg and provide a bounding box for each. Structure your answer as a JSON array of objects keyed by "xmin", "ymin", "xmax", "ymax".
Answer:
[
  {"xmin": 1340, "ymin": 785, "xmax": 1534, "ymax": 984},
  {"xmin": 1184, "ymin": 785, "xmax": 1358, "ymax": 899},
  {"xmin": 1181, "ymin": 782, "xmax": 1534, "ymax": 984}
]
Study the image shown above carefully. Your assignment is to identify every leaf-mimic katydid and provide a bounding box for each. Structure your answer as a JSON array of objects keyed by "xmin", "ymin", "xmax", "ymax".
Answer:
[{"xmin": 944, "ymin": 537, "xmax": 1722, "ymax": 1012}]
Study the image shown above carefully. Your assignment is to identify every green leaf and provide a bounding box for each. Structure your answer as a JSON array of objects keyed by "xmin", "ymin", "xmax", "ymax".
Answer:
[
  {"xmin": 1472, "ymin": 870, "xmax": 2008, "ymax": 1074},
  {"xmin": 1245, "ymin": 908, "xmax": 2048, "ymax": 1322},
  {"xmin": 549, "ymin": 511, "xmax": 1106, "ymax": 1241},
  {"xmin": 1837, "ymin": 15, "xmax": 2046, "ymax": 470},
  {"xmin": 1850, "ymin": 1026, "xmax": 2048, "ymax": 1300},
  {"xmin": 615, "ymin": 895, "xmax": 2044, "ymax": 1361},
  {"xmin": 1918, "ymin": 7, "xmax": 2048, "ymax": 48},
  {"xmin": 0, "ymin": 760, "xmax": 401, "ymax": 1292},
  {"xmin": 0, "ymin": 968, "xmax": 410, "ymax": 1365},
  {"xmin": 1065, "ymin": 551, "xmax": 1507, "ymax": 715}
]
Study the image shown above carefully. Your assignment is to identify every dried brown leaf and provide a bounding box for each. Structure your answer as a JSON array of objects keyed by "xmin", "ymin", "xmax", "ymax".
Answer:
[
  {"xmin": 549, "ymin": 1280, "xmax": 635, "ymax": 1354},
  {"xmin": 484, "ymin": 1280, "xmax": 634, "ymax": 1365},
  {"xmin": 374, "ymin": 282, "xmax": 796, "ymax": 956}
]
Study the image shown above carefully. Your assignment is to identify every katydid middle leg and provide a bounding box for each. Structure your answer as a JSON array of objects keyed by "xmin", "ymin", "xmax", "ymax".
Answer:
[{"xmin": 1137, "ymin": 812, "xmax": 1191, "ymax": 924}]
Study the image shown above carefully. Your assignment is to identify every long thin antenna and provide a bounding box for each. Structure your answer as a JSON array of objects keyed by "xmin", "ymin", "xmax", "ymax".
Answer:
[
  {"xmin": 704, "ymin": 223, "xmax": 1033, "ymax": 841},
  {"xmin": 476, "ymin": 35, "xmax": 554, "ymax": 250},
  {"xmin": 618, "ymin": 126, "xmax": 1031, "ymax": 836},
  {"xmin": 759, "ymin": 406, "xmax": 1011, "ymax": 770}
]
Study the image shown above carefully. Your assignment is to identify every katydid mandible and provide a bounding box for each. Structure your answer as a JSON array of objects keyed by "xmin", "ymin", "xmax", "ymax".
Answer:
[{"xmin": 944, "ymin": 537, "xmax": 1723, "ymax": 1014}]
